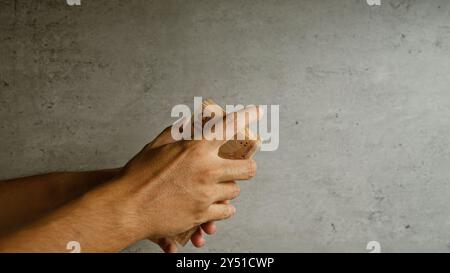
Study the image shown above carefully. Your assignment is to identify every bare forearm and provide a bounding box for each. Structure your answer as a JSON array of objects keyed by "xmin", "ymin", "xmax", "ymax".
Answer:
[
  {"xmin": 0, "ymin": 168, "xmax": 121, "ymax": 235},
  {"xmin": 0, "ymin": 182, "xmax": 135, "ymax": 253}
]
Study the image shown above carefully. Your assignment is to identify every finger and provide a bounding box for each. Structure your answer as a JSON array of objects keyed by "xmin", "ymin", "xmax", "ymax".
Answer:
[
  {"xmin": 200, "ymin": 199, "xmax": 229, "ymax": 235},
  {"xmin": 164, "ymin": 243, "xmax": 178, "ymax": 253},
  {"xmin": 204, "ymin": 106, "xmax": 264, "ymax": 147},
  {"xmin": 191, "ymin": 227, "xmax": 205, "ymax": 248},
  {"xmin": 156, "ymin": 238, "xmax": 178, "ymax": 253},
  {"xmin": 215, "ymin": 159, "xmax": 257, "ymax": 181},
  {"xmin": 201, "ymin": 222, "xmax": 217, "ymax": 235},
  {"xmin": 204, "ymin": 204, "xmax": 236, "ymax": 222},
  {"xmin": 214, "ymin": 181, "xmax": 240, "ymax": 201}
]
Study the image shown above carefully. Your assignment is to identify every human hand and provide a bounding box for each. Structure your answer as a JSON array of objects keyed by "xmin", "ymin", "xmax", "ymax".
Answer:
[
  {"xmin": 145, "ymin": 125, "xmax": 224, "ymax": 253},
  {"xmin": 94, "ymin": 106, "xmax": 261, "ymax": 247}
]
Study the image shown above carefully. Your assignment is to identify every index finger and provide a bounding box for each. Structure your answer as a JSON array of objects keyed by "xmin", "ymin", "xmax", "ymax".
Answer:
[{"xmin": 204, "ymin": 105, "xmax": 263, "ymax": 147}]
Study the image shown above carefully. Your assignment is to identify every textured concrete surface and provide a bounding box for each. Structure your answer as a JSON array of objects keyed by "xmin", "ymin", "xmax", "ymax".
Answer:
[{"xmin": 1, "ymin": 0, "xmax": 450, "ymax": 252}]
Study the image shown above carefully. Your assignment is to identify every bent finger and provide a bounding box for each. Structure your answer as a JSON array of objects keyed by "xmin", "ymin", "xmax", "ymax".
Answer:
[
  {"xmin": 191, "ymin": 227, "xmax": 205, "ymax": 248},
  {"xmin": 156, "ymin": 238, "xmax": 178, "ymax": 253},
  {"xmin": 204, "ymin": 204, "xmax": 236, "ymax": 222},
  {"xmin": 215, "ymin": 159, "xmax": 257, "ymax": 181},
  {"xmin": 201, "ymin": 222, "xmax": 217, "ymax": 235},
  {"xmin": 214, "ymin": 181, "xmax": 240, "ymax": 202}
]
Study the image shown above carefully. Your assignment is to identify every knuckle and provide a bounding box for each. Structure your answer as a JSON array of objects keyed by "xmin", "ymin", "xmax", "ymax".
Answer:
[
  {"xmin": 199, "ymin": 167, "xmax": 218, "ymax": 181},
  {"xmin": 197, "ymin": 175, "xmax": 207, "ymax": 185},
  {"xmin": 198, "ymin": 175, "xmax": 209, "ymax": 185},
  {"xmin": 197, "ymin": 188, "xmax": 213, "ymax": 204},
  {"xmin": 192, "ymin": 164, "xmax": 221, "ymax": 184}
]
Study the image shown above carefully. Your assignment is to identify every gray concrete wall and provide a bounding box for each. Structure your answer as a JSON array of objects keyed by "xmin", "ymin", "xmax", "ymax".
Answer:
[{"xmin": 1, "ymin": 0, "xmax": 450, "ymax": 252}]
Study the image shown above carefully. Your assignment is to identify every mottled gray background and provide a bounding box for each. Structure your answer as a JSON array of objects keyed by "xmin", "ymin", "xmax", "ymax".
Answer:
[{"xmin": 1, "ymin": 0, "xmax": 450, "ymax": 252}]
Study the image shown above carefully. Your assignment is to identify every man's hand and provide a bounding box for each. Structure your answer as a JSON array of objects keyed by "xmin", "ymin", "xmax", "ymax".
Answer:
[
  {"xmin": 145, "ymin": 126, "xmax": 220, "ymax": 252},
  {"xmin": 116, "ymin": 125, "xmax": 257, "ymax": 240},
  {"xmin": 97, "ymin": 105, "xmax": 261, "ymax": 247},
  {"xmin": 141, "ymin": 105, "xmax": 262, "ymax": 252}
]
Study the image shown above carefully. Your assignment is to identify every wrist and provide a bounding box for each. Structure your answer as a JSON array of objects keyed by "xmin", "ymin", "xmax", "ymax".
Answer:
[{"xmin": 78, "ymin": 180, "xmax": 141, "ymax": 251}]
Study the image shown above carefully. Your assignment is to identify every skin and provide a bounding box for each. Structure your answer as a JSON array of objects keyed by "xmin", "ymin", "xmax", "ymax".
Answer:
[
  {"xmin": 145, "ymin": 126, "xmax": 228, "ymax": 252},
  {"xmin": 0, "ymin": 127, "xmax": 216, "ymax": 252},
  {"xmin": 0, "ymin": 106, "xmax": 261, "ymax": 252},
  {"xmin": 0, "ymin": 169, "xmax": 212, "ymax": 252}
]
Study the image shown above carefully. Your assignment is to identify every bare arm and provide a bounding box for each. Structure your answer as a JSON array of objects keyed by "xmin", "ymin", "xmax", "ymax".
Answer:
[
  {"xmin": 0, "ymin": 181, "xmax": 134, "ymax": 252},
  {"xmin": 0, "ymin": 128, "xmax": 217, "ymax": 252},
  {"xmin": 0, "ymin": 168, "xmax": 120, "ymax": 236},
  {"xmin": 0, "ymin": 106, "xmax": 261, "ymax": 252}
]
